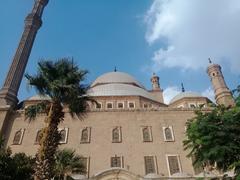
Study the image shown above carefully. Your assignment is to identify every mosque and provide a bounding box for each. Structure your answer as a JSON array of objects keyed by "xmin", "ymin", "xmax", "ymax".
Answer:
[{"xmin": 0, "ymin": 0, "xmax": 235, "ymax": 179}]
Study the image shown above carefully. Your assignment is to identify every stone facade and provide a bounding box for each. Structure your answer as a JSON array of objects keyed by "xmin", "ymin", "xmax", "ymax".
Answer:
[
  {"xmin": 0, "ymin": 1, "xmax": 235, "ymax": 179},
  {"xmin": 2, "ymin": 70, "xmax": 234, "ymax": 179}
]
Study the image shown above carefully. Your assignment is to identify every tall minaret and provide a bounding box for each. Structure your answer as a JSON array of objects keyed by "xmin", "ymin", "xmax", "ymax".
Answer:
[
  {"xmin": 0, "ymin": 0, "xmax": 49, "ymax": 107},
  {"xmin": 150, "ymin": 73, "xmax": 164, "ymax": 103},
  {"xmin": 207, "ymin": 59, "xmax": 235, "ymax": 106}
]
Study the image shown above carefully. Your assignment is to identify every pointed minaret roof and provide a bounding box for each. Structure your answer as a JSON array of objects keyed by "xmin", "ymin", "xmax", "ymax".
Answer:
[
  {"xmin": 208, "ymin": 58, "xmax": 212, "ymax": 64},
  {"xmin": 181, "ymin": 83, "xmax": 185, "ymax": 92}
]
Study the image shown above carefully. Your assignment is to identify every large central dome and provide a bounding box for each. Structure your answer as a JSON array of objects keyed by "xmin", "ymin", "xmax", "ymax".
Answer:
[
  {"xmin": 91, "ymin": 72, "xmax": 145, "ymax": 89},
  {"xmin": 88, "ymin": 72, "xmax": 157, "ymax": 101}
]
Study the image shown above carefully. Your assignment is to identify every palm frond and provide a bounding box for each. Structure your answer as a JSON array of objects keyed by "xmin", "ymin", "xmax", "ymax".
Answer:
[{"xmin": 25, "ymin": 102, "xmax": 48, "ymax": 121}]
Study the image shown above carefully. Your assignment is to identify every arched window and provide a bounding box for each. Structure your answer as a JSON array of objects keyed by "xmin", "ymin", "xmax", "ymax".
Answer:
[
  {"xmin": 81, "ymin": 127, "xmax": 90, "ymax": 143},
  {"xmin": 112, "ymin": 127, "xmax": 121, "ymax": 143},
  {"xmin": 59, "ymin": 128, "xmax": 68, "ymax": 144},
  {"xmin": 163, "ymin": 126, "xmax": 174, "ymax": 141},
  {"xmin": 143, "ymin": 128, "xmax": 150, "ymax": 142},
  {"xmin": 60, "ymin": 129, "xmax": 66, "ymax": 141},
  {"xmin": 35, "ymin": 130, "xmax": 42, "ymax": 144},
  {"xmin": 13, "ymin": 129, "xmax": 24, "ymax": 145}
]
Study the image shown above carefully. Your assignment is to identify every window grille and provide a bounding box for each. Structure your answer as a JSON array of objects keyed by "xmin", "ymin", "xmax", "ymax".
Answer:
[
  {"xmin": 13, "ymin": 129, "xmax": 23, "ymax": 145},
  {"xmin": 111, "ymin": 156, "xmax": 121, "ymax": 167},
  {"xmin": 112, "ymin": 127, "xmax": 121, "ymax": 143},
  {"xmin": 143, "ymin": 127, "xmax": 151, "ymax": 142},
  {"xmin": 167, "ymin": 155, "xmax": 181, "ymax": 175},
  {"xmin": 35, "ymin": 130, "xmax": 42, "ymax": 144},
  {"xmin": 163, "ymin": 126, "xmax": 174, "ymax": 142},
  {"xmin": 144, "ymin": 156, "xmax": 156, "ymax": 174}
]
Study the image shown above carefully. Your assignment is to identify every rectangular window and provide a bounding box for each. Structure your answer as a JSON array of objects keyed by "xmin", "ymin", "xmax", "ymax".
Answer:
[
  {"xmin": 111, "ymin": 156, "xmax": 123, "ymax": 168},
  {"xmin": 117, "ymin": 102, "xmax": 124, "ymax": 109},
  {"xmin": 189, "ymin": 103, "xmax": 196, "ymax": 108},
  {"xmin": 107, "ymin": 102, "xmax": 113, "ymax": 109},
  {"xmin": 96, "ymin": 102, "xmax": 102, "ymax": 109},
  {"xmin": 128, "ymin": 102, "xmax": 135, "ymax": 109},
  {"xmin": 144, "ymin": 156, "xmax": 156, "ymax": 174},
  {"xmin": 167, "ymin": 155, "xmax": 181, "ymax": 176},
  {"xmin": 79, "ymin": 157, "xmax": 90, "ymax": 178}
]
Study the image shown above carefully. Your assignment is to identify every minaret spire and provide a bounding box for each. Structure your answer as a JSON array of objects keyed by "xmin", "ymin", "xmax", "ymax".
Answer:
[
  {"xmin": 0, "ymin": 0, "xmax": 49, "ymax": 107},
  {"xmin": 208, "ymin": 58, "xmax": 212, "ymax": 64},
  {"xmin": 181, "ymin": 83, "xmax": 185, "ymax": 92}
]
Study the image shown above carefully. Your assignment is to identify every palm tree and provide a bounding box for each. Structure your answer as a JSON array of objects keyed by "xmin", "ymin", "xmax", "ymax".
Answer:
[
  {"xmin": 54, "ymin": 148, "xmax": 86, "ymax": 180},
  {"xmin": 25, "ymin": 58, "xmax": 90, "ymax": 180}
]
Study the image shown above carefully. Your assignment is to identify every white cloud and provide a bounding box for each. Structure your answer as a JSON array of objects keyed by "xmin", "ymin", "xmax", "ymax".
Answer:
[
  {"xmin": 201, "ymin": 87, "xmax": 215, "ymax": 103},
  {"xmin": 163, "ymin": 86, "xmax": 181, "ymax": 104},
  {"xmin": 145, "ymin": 0, "xmax": 240, "ymax": 73}
]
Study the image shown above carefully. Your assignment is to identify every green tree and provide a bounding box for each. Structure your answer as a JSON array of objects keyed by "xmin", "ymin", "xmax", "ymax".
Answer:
[
  {"xmin": 54, "ymin": 149, "xmax": 86, "ymax": 180},
  {"xmin": 12, "ymin": 153, "xmax": 35, "ymax": 180},
  {"xmin": 0, "ymin": 147, "xmax": 15, "ymax": 180},
  {"xmin": 233, "ymin": 85, "xmax": 240, "ymax": 106},
  {"xmin": 0, "ymin": 134, "xmax": 35, "ymax": 180},
  {"xmin": 25, "ymin": 58, "xmax": 91, "ymax": 180},
  {"xmin": 184, "ymin": 103, "xmax": 240, "ymax": 178}
]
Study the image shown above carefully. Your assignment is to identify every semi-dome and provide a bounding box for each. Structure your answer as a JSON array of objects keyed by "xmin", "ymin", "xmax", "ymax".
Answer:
[
  {"xmin": 170, "ymin": 91, "xmax": 202, "ymax": 104},
  {"xmin": 91, "ymin": 71, "xmax": 145, "ymax": 89}
]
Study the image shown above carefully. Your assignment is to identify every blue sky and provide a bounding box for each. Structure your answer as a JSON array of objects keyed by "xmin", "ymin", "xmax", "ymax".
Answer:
[{"xmin": 0, "ymin": 0, "xmax": 239, "ymax": 104}]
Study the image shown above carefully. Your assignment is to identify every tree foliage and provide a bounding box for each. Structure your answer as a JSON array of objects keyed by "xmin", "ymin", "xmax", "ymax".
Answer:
[
  {"xmin": 54, "ymin": 149, "xmax": 86, "ymax": 180},
  {"xmin": 0, "ymin": 135, "xmax": 35, "ymax": 180},
  {"xmin": 25, "ymin": 58, "xmax": 91, "ymax": 179},
  {"xmin": 184, "ymin": 97, "xmax": 240, "ymax": 178}
]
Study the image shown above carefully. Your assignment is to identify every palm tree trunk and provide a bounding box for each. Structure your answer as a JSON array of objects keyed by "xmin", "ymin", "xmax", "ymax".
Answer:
[{"xmin": 34, "ymin": 101, "xmax": 64, "ymax": 180}]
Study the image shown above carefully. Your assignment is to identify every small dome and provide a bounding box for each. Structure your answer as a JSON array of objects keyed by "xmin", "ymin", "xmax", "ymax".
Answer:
[
  {"xmin": 91, "ymin": 71, "xmax": 145, "ymax": 89},
  {"xmin": 27, "ymin": 95, "xmax": 50, "ymax": 101},
  {"xmin": 170, "ymin": 91, "xmax": 202, "ymax": 104}
]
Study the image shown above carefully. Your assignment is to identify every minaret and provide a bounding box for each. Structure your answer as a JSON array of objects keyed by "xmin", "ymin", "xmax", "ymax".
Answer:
[
  {"xmin": 151, "ymin": 73, "xmax": 160, "ymax": 90},
  {"xmin": 150, "ymin": 73, "xmax": 164, "ymax": 103},
  {"xmin": 207, "ymin": 59, "xmax": 235, "ymax": 106},
  {"xmin": 0, "ymin": 0, "xmax": 49, "ymax": 107}
]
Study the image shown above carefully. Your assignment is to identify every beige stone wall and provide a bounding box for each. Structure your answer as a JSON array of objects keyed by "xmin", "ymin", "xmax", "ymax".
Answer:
[{"xmin": 6, "ymin": 107, "xmax": 197, "ymax": 178}]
